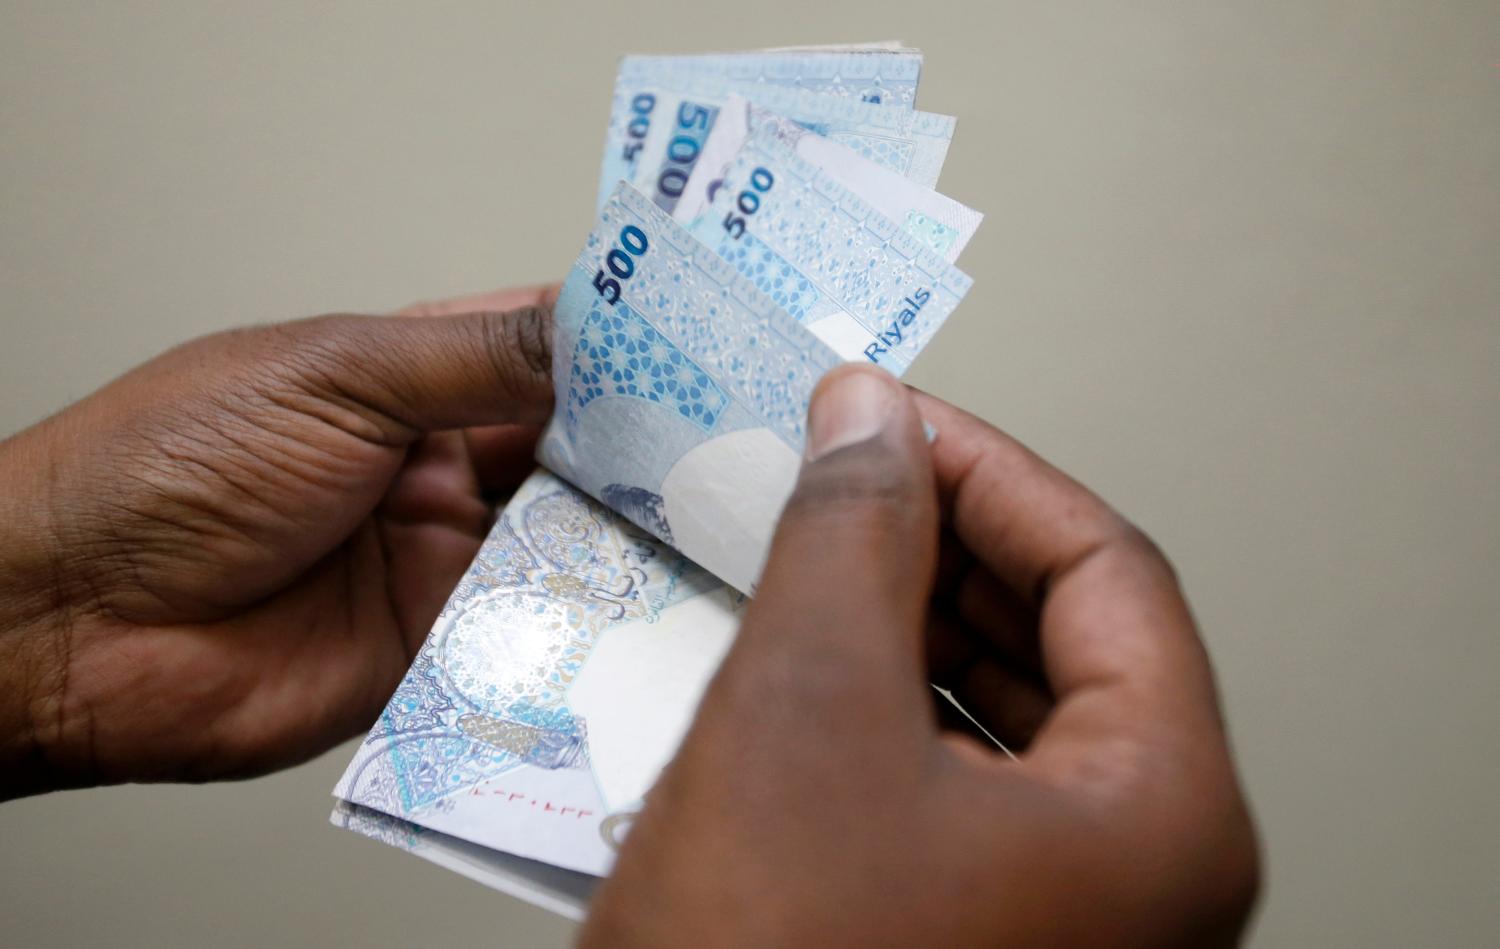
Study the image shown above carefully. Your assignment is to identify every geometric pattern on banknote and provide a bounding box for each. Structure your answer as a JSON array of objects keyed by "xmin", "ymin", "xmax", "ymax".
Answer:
[
  {"xmin": 903, "ymin": 210, "xmax": 959, "ymax": 256},
  {"xmin": 828, "ymin": 131, "xmax": 915, "ymax": 173},
  {"xmin": 718, "ymin": 229, "xmax": 821, "ymax": 322},
  {"xmin": 602, "ymin": 184, "xmax": 839, "ymax": 448},
  {"xmin": 343, "ymin": 476, "xmax": 696, "ymax": 815},
  {"xmin": 386, "ymin": 734, "xmax": 517, "ymax": 811},
  {"xmin": 719, "ymin": 134, "xmax": 957, "ymax": 350},
  {"xmin": 377, "ymin": 656, "xmax": 456, "ymax": 737},
  {"xmin": 435, "ymin": 491, "xmax": 668, "ymax": 715},
  {"xmin": 567, "ymin": 300, "xmax": 730, "ymax": 435},
  {"xmin": 617, "ymin": 51, "xmax": 922, "ymax": 108},
  {"xmin": 449, "ymin": 515, "xmax": 538, "ymax": 601}
]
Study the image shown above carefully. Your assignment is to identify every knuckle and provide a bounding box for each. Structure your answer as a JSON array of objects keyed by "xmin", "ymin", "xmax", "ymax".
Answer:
[
  {"xmin": 1114, "ymin": 522, "xmax": 1180, "ymax": 586},
  {"xmin": 780, "ymin": 446, "xmax": 920, "ymax": 532},
  {"xmin": 477, "ymin": 304, "xmax": 553, "ymax": 399},
  {"xmin": 262, "ymin": 313, "xmax": 378, "ymax": 384}
]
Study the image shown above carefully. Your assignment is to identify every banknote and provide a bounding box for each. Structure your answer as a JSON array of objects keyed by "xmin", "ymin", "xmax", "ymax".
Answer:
[
  {"xmin": 673, "ymin": 93, "xmax": 982, "ymax": 261},
  {"xmin": 334, "ymin": 468, "xmax": 745, "ymax": 876},
  {"xmin": 620, "ymin": 84, "xmax": 957, "ymax": 216},
  {"xmin": 332, "ymin": 799, "xmax": 597, "ymax": 920},
  {"xmin": 683, "ymin": 123, "xmax": 975, "ymax": 374},
  {"xmin": 598, "ymin": 47, "xmax": 927, "ymax": 209},
  {"xmin": 337, "ymin": 43, "xmax": 982, "ymax": 914},
  {"xmin": 539, "ymin": 180, "xmax": 843, "ymax": 593},
  {"xmin": 759, "ymin": 40, "xmax": 913, "ymax": 52}
]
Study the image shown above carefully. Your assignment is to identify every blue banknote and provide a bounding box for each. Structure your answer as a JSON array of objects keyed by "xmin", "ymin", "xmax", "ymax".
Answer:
[
  {"xmin": 339, "ymin": 43, "xmax": 980, "ymax": 910},
  {"xmin": 332, "ymin": 799, "xmax": 598, "ymax": 919},
  {"xmin": 618, "ymin": 49, "xmax": 923, "ymax": 107},
  {"xmin": 334, "ymin": 468, "xmax": 741, "ymax": 876},
  {"xmin": 618, "ymin": 84, "xmax": 956, "ymax": 215},
  {"xmin": 673, "ymin": 94, "xmax": 982, "ymax": 262},
  {"xmin": 683, "ymin": 124, "xmax": 974, "ymax": 375},
  {"xmin": 599, "ymin": 48, "xmax": 928, "ymax": 211},
  {"xmin": 540, "ymin": 180, "xmax": 843, "ymax": 592}
]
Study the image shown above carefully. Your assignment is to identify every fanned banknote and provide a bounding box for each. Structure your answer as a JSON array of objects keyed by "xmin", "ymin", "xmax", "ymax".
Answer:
[
  {"xmin": 539, "ymin": 180, "xmax": 842, "ymax": 593},
  {"xmin": 598, "ymin": 47, "xmax": 933, "ymax": 209},
  {"xmin": 621, "ymin": 84, "xmax": 957, "ymax": 215},
  {"xmin": 673, "ymin": 94, "xmax": 982, "ymax": 261},
  {"xmin": 335, "ymin": 43, "xmax": 982, "ymax": 915},
  {"xmin": 684, "ymin": 123, "xmax": 974, "ymax": 373}
]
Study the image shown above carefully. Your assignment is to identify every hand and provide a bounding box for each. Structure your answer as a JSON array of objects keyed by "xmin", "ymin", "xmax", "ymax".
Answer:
[
  {"xmin": 580, "ymin": 365, "xmax": 1260, "ymax": 947},
  {"xmin": 0, "ymin": 285, "xmax": 556, "ymax": 798}
]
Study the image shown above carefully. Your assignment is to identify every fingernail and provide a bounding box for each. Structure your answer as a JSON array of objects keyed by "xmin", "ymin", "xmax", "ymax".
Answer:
[{"xmin": 806, "ymin": 369, "xmax": 896, "ymax": 461}]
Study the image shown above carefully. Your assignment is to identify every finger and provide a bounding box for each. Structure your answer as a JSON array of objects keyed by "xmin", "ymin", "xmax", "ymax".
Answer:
[
  {"xmin": 910, "ymin": 393, "xmax": 1225, "ymax": 773},
  {"xmin": 378, "ymin": 432, "xmax": 487, "ymax": 534},
  {"xmin": 378, "ymin": 516, "xmax": 484, "ymax": 654},
  {"xmin": 949, "ymin": 658, "xmax": 1054, "ymax": 752},
  {"xmin": 928, "ymin": 607, "xmax": 1052, "ymax": 751},
  {"xmin": 395, "ymin": 283, "xmax": 561, "ymax": 319},
  {"xmin": 463, "ymin": 424, "xmax": 544, "ymax": 498},
  {"xmin": 955, "ymin": 566, "xmax": 1043, "ymax": 678},
  {"xmin": 925, "ymin": 604, "xmax": 982, "ymax": 686},
  {"xmin": 265, "ymin": 303, "xmax": 553, "ymax": 440},
  {"xmin": 717, "ymin": 365, "xmax": 939, "ymax": 725},
  {"xmin": 377, "ymin": 433, "xmax": 491, "ymax": 650}
]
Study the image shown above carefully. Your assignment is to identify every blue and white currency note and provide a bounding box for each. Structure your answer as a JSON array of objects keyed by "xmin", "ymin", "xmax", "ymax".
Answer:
[
  {"xmin": 674, "ymin": 93, "xmax": 982, "ymax": 262},
  {"xmin": 338, "ymin": 44, "xmax": 981, "ymax": 911},
  {"xmin": 599, "ymin": 47, "xmax": 927, "ymax": 210},
  {"xmin": 683, "ymin": 124, "xmax": 974, "ymax": 374},
  {"xmin": 334, "ymin": 468, "xmax": 744, "ymax": 877},
  {"xmin": 617, "ymin": 48, "xmax": 922, "ymax": 107},
  {"xmin": 332, "ymin": 799, "xmax": 598, "ymax": 919},
  {"xmin": 540, "ymin": 180, "xmax": 843, "ymax": 592},
  {"xmin": 621, "ymin": 85, "xmax": 957, "ymax": 215}
]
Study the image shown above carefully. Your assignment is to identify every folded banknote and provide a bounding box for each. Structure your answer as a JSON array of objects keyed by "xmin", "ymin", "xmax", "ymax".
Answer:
[
  {"xmin": 334, "ymin": 42, "xmax": 981, "ymax": 915},
  {"xmin": 333, "ymin": 468, "xmax": 740, "ymax": 879}
]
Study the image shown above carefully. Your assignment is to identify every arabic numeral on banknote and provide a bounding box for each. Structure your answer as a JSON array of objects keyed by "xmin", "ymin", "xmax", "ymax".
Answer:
[
  {"xmin": 653, "ymin": 100, "xmax": 718, "ymax": 212},
  {"xmin": 720, "ymin": 166, "xmax": 774, "ymax": 239},
  {"xmin": 337, "ymin": 43, "xmax": 982, "ymax": 913},
  {"xmin": 621, "ymin": 93, "xmax": 656, "ymax": 162},
  {"xmin": 592, "ymin": 224, "xmax": 649, "ymax": 304}
]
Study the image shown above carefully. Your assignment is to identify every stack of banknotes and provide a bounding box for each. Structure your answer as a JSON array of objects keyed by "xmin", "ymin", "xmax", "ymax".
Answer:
[{"xmin": 331, "ymin": 42, "xmax": 981, "ymax": 918}]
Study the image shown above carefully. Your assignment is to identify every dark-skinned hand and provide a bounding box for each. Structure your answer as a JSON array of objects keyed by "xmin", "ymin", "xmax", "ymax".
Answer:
[
  {"xmin": 0, "ymin": 299, "xmax": 1258, "ymax": 947},
  {"xmin": 580, "ymin": 364, "xmax": 1260, "ymax": 948},
  {"xmin": 0, "ymin": 286, "xmax": 555, "ymax": 796}
]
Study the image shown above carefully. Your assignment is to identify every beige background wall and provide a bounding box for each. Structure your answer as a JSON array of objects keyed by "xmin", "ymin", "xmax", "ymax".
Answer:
[{"xmin": 2, "ymin": 2, "xmax": 1496, "ymax": 946}]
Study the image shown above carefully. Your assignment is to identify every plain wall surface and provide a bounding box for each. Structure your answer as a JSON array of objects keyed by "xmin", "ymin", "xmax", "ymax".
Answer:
[{"xmin": 2, "ymin": 2, "xmax": 1497, "ymax": 946}]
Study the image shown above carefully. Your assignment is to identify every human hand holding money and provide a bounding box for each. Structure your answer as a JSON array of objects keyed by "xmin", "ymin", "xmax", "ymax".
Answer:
[
  {"xmin": 331, "ymin": 43, "xmax": 987, "ymax": 907},
  {"xmin": 581, "ymin": 367, "xmax": 1261, "ymax": 948},
  {"xmin": 0, "ymin": 38, "xmax": 1260, "ymax": 946}
]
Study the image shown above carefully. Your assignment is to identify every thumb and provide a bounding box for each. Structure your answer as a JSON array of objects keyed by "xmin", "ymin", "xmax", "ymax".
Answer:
[
  {"xmin": 723, "ymin": 364, "xmax": 940, "ymax": 718},
  {"xmin": 266, "ymin": 304, "xmax": 553, "ymax": 439}
]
